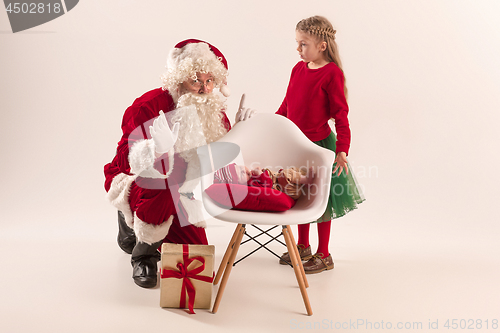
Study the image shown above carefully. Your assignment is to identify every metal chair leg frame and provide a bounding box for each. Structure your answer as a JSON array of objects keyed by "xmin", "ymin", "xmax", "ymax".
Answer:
[
  {"xmin": 239, "ymin": 225, "xmax": 279, "ymax": 245},
  {"xmin": 286, "ymin": 225, "xmax": 309, "ymax": 288},
  {"xmin": 282, "ymin": 225, "xmax": 313, "ymax": 316},
  {"xmin": 212, "ymin": 224, "xmax": 246, "ymax": 314},
  {"xmin": 234, "ymin": 225, "xmax": 287, "ymax": 265},
  {"xmin": 214, "ymin": 224, "xmax": 243, "ymax": 285},
  {"xmin": 248, "ymin": 225, "xmax": 287, "ymax": 247},
  {"xmin": 233, "ymin": 231, "xmax": 285, "ymax": 265}
]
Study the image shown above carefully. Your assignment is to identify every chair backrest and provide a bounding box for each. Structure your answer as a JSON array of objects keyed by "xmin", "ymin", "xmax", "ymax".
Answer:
[{"xmin": 197, "ymin": 114, "xmax": 336, "ymax": 225}]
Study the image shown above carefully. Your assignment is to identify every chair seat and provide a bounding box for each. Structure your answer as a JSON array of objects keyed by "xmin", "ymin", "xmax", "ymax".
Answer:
[{"xmin": 202, "ymin": 190, "xmax": 327, "ymax": 225}]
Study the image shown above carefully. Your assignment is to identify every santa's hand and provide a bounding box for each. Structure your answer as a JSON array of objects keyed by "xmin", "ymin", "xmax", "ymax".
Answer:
[
  {"xmin": 149, "ymin": 110, "xmax": 180, "ymax": 155},
  {"xmin": 235, "ymin": 94, "xmax": 256, "ymax": 123}
]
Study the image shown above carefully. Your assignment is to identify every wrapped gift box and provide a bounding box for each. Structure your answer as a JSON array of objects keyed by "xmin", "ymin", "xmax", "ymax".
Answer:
[{"xmin": 160, "ymin": 243, "xmax": 215, "ymax": 312}]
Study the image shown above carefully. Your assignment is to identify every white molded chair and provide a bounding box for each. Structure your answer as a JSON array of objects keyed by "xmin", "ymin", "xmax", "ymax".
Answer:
[{"xmin": 197, "ymin": 113, "xmax": 335, "ymax": 315}]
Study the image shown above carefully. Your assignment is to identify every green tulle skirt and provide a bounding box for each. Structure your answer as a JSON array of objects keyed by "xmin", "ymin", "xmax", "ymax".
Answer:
[{"xmin": 313, "ymin": 132, "xmax": 365, "ymax": 222}]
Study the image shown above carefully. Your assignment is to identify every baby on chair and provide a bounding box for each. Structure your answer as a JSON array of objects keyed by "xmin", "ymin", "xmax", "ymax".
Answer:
[{"xmin": 213, "ymin": 163, "xmax": 315, "ymax": 200}]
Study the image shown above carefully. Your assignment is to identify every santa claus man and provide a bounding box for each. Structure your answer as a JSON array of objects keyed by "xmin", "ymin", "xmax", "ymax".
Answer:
[{"xmin": 104, "ymin": 39, "xmax": 254, "ymax": 288}]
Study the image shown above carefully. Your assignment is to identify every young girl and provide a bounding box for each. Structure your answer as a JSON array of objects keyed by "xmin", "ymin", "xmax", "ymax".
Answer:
[{"xmin": 276, "ymin": 16, "xmax": 365, "ymax": 274}]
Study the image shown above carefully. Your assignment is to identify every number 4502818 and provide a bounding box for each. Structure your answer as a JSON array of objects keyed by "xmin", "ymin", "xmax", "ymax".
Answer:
[
  {"xmin": 6, "ymin": 2, "xmax": 62, "ymax": 14},
  {"xmin": 444, "ymin": 319, "xmax": 498, "ymax": 330}
]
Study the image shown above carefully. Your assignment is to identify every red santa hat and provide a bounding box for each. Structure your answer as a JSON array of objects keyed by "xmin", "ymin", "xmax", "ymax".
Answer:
[
  {"xmin": 163, "ymin": 39, "xmax": 230, "ymax": 97},
  {"xmin": 213, "ymin": 163, "xmax": 240, "ymax": 184}
]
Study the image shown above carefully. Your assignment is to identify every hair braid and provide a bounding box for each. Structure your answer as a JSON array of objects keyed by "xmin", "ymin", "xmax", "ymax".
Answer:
[{"xmin": 307, "ymin": 26, "xmax": 336, "ymax": 40}]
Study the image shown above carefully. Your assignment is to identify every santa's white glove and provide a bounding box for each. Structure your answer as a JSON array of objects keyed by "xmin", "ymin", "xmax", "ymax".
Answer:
[
  {"xmin": 149, "ymin": 110, "xmax": 180, "ymax": 154},
  {"xmin": 235, "ymin": 94, "xmax": 256, "ymax": 123}
]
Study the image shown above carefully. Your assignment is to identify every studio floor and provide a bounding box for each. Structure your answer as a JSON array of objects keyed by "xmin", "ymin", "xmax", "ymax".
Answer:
[{"xmin": 2, "ymin": 201, "xmax": 499, "ymax": 333}]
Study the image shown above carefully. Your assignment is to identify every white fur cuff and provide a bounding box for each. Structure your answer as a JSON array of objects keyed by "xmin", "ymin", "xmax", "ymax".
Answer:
[
  {"xmin": 105, "ymin": 173, "xmax": 138, "ymax": 229},
  {"xmin": 128, "ymin": 139, "xmax": 175, "ymax": 179},
  {"xmin": 133, "ymin": 213, "xmax": 174, "ymax": 245},
  {"xmin": 178, "ymin": 195, "xmax": 207, "ymax": 228},
  {"xmin": 129, "ymin": 139, "xmax": 156, "ymax": 176}
]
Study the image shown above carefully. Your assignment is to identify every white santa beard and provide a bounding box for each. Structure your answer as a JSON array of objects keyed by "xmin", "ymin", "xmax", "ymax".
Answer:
[
  {"xmin": 170, "ymin": 92, "xmax": 228, "ymax": 227},
  {"xmin": 173, "ymin": 92, "xmax": 227, "ymax": 162}
]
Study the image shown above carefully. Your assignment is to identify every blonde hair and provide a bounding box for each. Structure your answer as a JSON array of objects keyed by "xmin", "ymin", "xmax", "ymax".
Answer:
[{"xmin": 296, "ymin": 16, "xmax": 348, "ymax": 98}]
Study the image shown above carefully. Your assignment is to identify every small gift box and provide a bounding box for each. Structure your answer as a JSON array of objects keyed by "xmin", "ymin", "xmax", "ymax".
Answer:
[{"xmin": 160, "ymin": 243, "xmax": 215, "ymax": 313}]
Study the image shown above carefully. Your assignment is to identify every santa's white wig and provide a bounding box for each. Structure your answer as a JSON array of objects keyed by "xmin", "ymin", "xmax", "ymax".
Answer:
[{"xmin": 161, "ymin": 40, "xmax": 229, "ymax": 99}]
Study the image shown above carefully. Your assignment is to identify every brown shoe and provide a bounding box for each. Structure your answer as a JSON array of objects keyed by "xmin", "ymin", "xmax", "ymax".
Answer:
[
  {"xmin": 303, "ymin": 253, "xmax": 334, "ymax": 274},
  {"xmin": 279, "ymin": 244, "xmax": 312, "ymax": 265}
]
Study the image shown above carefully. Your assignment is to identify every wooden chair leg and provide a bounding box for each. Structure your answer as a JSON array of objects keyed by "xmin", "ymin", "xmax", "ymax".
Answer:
[
  {"xmin": 282, "ymin": 225, "xmax": 313, "ymax": 316},
  {"xmin": 214, "ymin": 224, "xmax": 243, "ymax": 285},
  {"xmin": 286, "ymin": 225, "xmax": 309, "ymax": 288},
  {"xmin": 212, "ymin": 224, "xmax": 246, "ymax": 314}
]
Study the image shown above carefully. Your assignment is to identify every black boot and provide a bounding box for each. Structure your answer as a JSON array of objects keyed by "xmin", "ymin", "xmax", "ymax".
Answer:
[
  {"xmin": 131, "ymin": 240, "xmax": 162, "ymax": 288},
  {"xmin": 117, "ymin": 211, "xmax": 136, "ymax": 254}
]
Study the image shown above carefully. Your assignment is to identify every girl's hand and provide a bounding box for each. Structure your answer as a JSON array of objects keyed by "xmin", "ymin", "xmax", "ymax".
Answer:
[{"xmin": 333, "ymin": 152, "xmax": 349, "ymax": 176}]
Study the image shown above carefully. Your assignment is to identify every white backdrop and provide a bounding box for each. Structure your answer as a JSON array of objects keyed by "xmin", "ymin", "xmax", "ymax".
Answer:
[{"xmin": 1, "ymin": 1, "xmax": 500, "ymax": 332}]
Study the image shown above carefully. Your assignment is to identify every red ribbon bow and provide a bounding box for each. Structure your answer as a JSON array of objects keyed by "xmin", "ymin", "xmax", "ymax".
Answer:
[{"xmin": 160, "ymin": 244, "xmax": 214, "ymax": 314}]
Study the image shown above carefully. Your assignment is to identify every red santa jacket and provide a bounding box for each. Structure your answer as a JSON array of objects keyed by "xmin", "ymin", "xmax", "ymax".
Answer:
[{"xmin": 104, "ymin": 88, "xmax": 231, "ymax": 192}]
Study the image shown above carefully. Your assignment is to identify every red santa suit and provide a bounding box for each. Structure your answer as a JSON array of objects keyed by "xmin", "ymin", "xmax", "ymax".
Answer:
[
  {"xmin": 104, "ymin": 87, "xmax": 231, "ymax": 245},
  {"xmin": 105, "ymin": 39, "xmax": 234, "ymax": 289}
]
